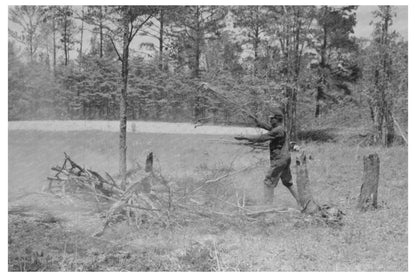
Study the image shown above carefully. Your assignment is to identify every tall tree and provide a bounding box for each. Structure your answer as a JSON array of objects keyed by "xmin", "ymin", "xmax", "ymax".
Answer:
[
  {"xmin": 8, "ymin": 6, "xmax": 47, "ymax": 62},
  {"xmin": 158, "ymin": 7, "xmax": 165, "ymax": 70},
  {"xmin": 313, "ymin": 5, "xmax": 358, "ymax": 117},
  {"xmin": 149, "ymin": 6, "xmax": 179, "ymax": 70},
  {"xmin": 85, "ymin": 6, "xmax": 107, "ymax": 58},
  {"xmin": 99, "ymin": 6, "xmax": 156, "ymax": 189},
  {"xmin": 266, "ymin": 6, "xmax": 316, "ymax": 142},
  {"xmin": 204, "ymin": 30, "xmax": 243, "ymax": 75},
  {"xmin": 43, "ymin": 6, "xmax": 59, "ymax": 75},
  {"xmin": 232, "ymin": 6, "xmax": 269, "ymax": 73},
  {"xmin": 55, "ymin": 6, "xmax": 76, "ymax": 66},
  {"xmin": 365, "ymin": 6, "xmax": 397, "ymax": 146},
  {"xmin": 168, "ymin": 6, "xmax": 227, "ymax": 120},
  {"xmin": 78, "ymin": 6, "xmax": 85, "ymax": 61},
  {"xmin": 169, "ymin": 6, "xmax": 227, "ymax": 78}
]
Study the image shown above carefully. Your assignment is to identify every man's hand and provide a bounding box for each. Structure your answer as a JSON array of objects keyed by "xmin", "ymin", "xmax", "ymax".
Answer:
[{"xmin": 234, "ymin": 135, "xmax": 247, "ymax": 141}]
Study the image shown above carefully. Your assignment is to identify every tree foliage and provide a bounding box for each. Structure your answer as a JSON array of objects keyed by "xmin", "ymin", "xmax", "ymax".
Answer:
[
  {"xmin": 8, "ymin": 5, "xmax": 408, "ymax": 147},
  {"xmin": 9, "ymin": 6, "xmax": 47, "ymax": 62},
  {"xmin": 359, "ymin": 6, "xmax": 406, "ymax": 146}
]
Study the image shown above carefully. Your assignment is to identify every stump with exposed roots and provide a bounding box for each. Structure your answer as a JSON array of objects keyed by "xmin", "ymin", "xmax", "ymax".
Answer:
[
  {"xmin": 295, "ymin": 152, "xmax": 320, "ymax": 214},
  {"xmin": 295, "ymin": 152, "xmax": 344, "ymax": 227}
]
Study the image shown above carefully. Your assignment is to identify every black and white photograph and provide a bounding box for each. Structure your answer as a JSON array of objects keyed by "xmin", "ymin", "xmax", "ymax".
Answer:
[{"xmin": 6, "ymin": 2, "xmax": 409, "ymax": 272}]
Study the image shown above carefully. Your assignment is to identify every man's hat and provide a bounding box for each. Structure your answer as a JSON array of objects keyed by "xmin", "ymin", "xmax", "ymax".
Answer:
[{"xmin": 270, "ymin": 107, "xmax": 284, "ymax": 118}]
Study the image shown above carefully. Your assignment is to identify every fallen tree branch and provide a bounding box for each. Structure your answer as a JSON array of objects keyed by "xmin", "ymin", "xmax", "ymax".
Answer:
[
  {"xmin": 176, "ymin": 164, "xmax": 261, "ymax": 202},
  {"xmin": 245, "ymin": 208, "xmax": 300, "ymax": 218},
  {"xmin": 198, "ymin": 82, "xmax": 270, "ymax": 128}
]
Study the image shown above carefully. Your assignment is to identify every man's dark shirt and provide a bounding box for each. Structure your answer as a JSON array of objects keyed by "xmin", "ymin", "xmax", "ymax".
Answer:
[
  {"xmin": 249, "ymin": 115, "xmax": 289, "ymax": 161},
  {"xmin": 268, "ymin": 126, "xmax": 288, "ymax": 161}
]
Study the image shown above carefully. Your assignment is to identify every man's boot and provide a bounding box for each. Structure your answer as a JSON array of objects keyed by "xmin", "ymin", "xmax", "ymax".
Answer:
[{"xmin": 263, "ymin": 184, "xmax": 274, "ymax": 205}]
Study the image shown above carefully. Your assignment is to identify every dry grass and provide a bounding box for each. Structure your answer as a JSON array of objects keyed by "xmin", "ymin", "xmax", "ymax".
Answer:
[{"xmin": 8, "ymin": 129, "xmax": 407, "ymax": 271}]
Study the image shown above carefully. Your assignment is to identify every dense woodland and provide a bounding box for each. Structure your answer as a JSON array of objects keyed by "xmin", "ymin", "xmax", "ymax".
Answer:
[{"xmin": 9, "ymin": 6, "xmax": 407, "ymax": 146}]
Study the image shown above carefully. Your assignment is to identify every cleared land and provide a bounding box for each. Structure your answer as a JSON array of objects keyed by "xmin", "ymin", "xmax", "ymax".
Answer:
[
  {"xmin": 8, "ymin": 123, "xmax": 407, "ymax": 271},
  {"xmin": 8, "ymin": 120, "xmax": 264, "ymax": 135}
]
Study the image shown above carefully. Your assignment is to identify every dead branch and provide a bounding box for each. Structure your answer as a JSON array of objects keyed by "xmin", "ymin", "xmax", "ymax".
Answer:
[
  {"xmin": 392, "ymin": 116, "xmax": 408, "ymax": 145},
  {"xmin": 205, "ymin": 164, "xmax": 259, "ymax": 184},
  {"xmin": 198, "ymin": 82, "xmax": 270, "ymax": 129},
  {"xmin": 208, "ymin": 139, "xmax": 268, "ymax": 150},
  {"xmin": 245, "ymin": 208, "xmax": 300, "ymax": 218},
  {"xmin": 175, "ymin": 164, "xmax": 261, "ymax": 203}
]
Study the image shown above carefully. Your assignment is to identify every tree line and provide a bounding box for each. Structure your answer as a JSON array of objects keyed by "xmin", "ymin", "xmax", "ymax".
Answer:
[{"xmin": 9, "ymin": 5, "xmax": 407, "ymax": 147}]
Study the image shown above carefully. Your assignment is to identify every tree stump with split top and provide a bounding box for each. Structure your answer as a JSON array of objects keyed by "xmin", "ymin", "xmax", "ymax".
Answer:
[
  {"xmin": 357, "ymin": 153, "xmax": 380, "ymax": 211},
  {"xmin": 295, "ymin": 152, "xmax": 320, "ymax": 214}
]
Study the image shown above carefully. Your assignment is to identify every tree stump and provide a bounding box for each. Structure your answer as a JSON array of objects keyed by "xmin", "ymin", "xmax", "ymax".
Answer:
[
  {"xmin": 295, "ymin": 152, "xmax": 320, "ymax": 214},
  {"xmin": 357, "ymin": 153, "xmax": 380, "ymax": 211},
  {"xmin": 145, "ymin": 152, "xmax": 153, "ymax": 173}
]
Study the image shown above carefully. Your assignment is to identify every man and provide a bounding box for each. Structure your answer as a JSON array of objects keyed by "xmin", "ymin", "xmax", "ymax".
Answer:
[{"xmin": 235, "ymin": 107, "xmax": 300, "ymax": 206}]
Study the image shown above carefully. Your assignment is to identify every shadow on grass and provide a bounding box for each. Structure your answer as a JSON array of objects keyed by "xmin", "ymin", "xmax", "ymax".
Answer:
[{"xmin": 297, "ymin": 128, "xmax": 338, "ymax": 143}]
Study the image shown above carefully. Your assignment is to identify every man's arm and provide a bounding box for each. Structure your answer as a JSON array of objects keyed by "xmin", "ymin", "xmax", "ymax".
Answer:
[{"xmin": 235, "ymin": 127, "xmax": 284, "ymax": 143}]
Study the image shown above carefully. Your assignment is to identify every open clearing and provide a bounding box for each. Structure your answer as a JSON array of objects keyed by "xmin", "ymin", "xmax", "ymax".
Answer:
[
  {"xmin": 8, "ymin": 122, "xmax": 408, "ymax": 271},
  {"xmin": 8, "ymin": 120, "xmax": 264, "ymax": 135}
]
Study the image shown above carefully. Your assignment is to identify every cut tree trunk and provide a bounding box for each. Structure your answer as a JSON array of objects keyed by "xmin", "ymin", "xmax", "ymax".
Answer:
[
  {"xmin": 357, "ymin": 153, "xmax": 380, "ymax": 211},
  {"xmin": 295, "ymin": 152, "xmax": 320, "ymax": 214}
]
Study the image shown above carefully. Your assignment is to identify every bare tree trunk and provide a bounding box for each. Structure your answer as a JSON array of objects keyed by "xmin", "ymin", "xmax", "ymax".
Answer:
[
  {"xmin": 374, "ymin": 69, "xmax": 384, "ymax": 144},
  {"xmin": 194, "ymin": 6, "xmax": 201, "ymax": 79},
  {"xmin": 315, "ymin": 84, "xmax": 323, "ymax": 118},
  {"xmin": 369, "ymin": 100, "xmax": 375, "ymax": 122},
  {"xmin": 286, "ymin": 87, "xmax": 298, "ymax": 143},
  {"xmin": 290, "ymin": 9, "xmax": 301, "ymax": 142},
  {"xmin": 52, "ymin": 17, "xmax": 57, "ymax": 76},
  {"xmin": 385, "ymin": 107, "xmax": 395, "ymax": 146},
  {"xmin": 376, "ymin": 6, "xmax": 395, "ymax": 147},
  {"xmin": 295, "ymin": 152, "xmax": 320, "ymax": 214},
  {"xmin": 63, "ymin": 15, "xmax": 68, "ymax": 66},
  {"xmin": 159, "ymin": 8, "xmax": 164, "ymax": 70},
  {"xmin": 253, "ymin": 21, "xmax": 259, "ymax": 76},
  {"xmin": 99, "ymin": 6, "xmax": 103, "ymax": 58},
  {"xmin": 357, "ymin": 153, "xmax": 380, "ymax": 211},
  {"xmin": 29, "ymin": 16, "xmax": 34, "ymax": 62},
  {"xmin": 79, "ymin": 6, "xmax": 84, "ymax": 62},
  {"xmin": 119, "ymin": 15, "xmax": 130, "ymax": 190},
  {"xmin": 315, "ymin": 19, "xmax": 327, "ymax": 118}
]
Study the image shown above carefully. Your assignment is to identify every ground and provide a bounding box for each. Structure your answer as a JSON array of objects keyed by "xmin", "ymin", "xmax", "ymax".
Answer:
[{"xmin": 8, "ymin": 123, "xmax": 408, "ymax": 271}]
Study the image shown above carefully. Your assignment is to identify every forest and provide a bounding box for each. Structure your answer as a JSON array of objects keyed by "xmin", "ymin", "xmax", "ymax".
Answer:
[{"xmin": 8, "ymin": 5, "xmax": 408, "ymax": 145}]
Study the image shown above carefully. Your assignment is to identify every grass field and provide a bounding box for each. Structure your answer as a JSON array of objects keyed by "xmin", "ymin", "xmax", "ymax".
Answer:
[{"xmin": 8, "ymin": 127, "xmax": 408, "ymax": 271}]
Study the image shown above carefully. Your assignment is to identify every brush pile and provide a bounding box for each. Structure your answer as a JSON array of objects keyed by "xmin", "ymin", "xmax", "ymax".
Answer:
[
  {"xmin": 47, "ymin": 152, "xmax": 181, "ymax": 236},
  {"xmin": 47, "ymin": 152, "xmax": 266, "ymax": 236}
]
